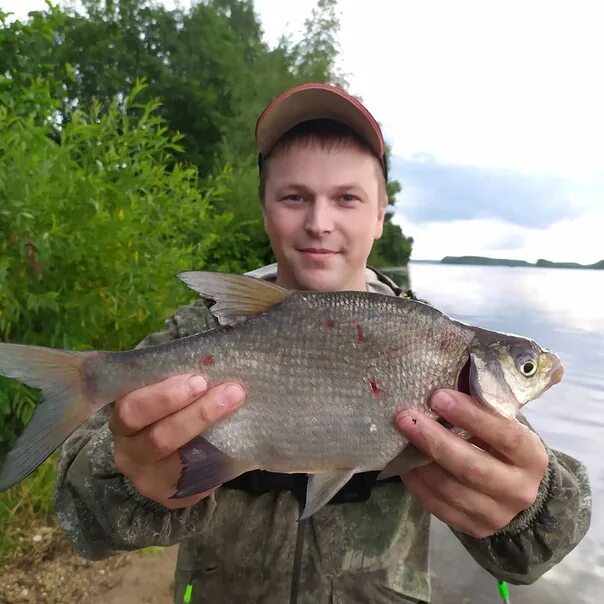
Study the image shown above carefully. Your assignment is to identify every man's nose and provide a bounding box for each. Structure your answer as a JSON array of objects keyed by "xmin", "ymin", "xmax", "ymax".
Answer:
[{"xmin": 304, "ymin": 199, "xmax": 334, "ymax": 236}]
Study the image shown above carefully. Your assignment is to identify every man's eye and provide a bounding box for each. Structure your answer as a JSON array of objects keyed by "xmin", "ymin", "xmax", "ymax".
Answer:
[
  {"xmin": 339, "ymin": 194, "xmax": 358, "ymax": 204},
  {"xmin": 283, "ymin": 194, "xmax": 304, "ymax": 202}
]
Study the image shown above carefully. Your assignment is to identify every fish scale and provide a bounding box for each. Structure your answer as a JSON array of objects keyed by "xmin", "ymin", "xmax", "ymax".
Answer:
[{"xmin": 167, "ymin": 291, "xmax": 472, "ymax": 472}]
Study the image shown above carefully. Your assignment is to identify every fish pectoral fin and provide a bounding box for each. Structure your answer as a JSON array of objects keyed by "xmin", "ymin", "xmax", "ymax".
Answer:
[
  {"xmin": 377, "ymin": 445, "xmax": 431, "ymax": 480},
  {"xmin": 299, "ymin": 470, "xmax": 355, "ymax": 520},
  {"xmin": 177, "ymin": 271, "xmax": 290, "ymax": 326},
  {"xmin": 171, "ymin": 436, "xmax": 250, "ymax": 499}
]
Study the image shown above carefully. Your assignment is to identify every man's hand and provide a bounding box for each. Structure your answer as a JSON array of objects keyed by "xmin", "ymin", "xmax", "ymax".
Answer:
[
  {"xmin": 109, "ymin": 374, "xmax": 246, "ymax": 509},
  {"xmin": 396, "ymin": 389, "xmax": 549, "ymax": 539}
]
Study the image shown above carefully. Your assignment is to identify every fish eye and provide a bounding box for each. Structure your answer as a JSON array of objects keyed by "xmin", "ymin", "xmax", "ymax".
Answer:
[{"xmin": 519, "ymin": 359, "xmax": 537, "ymax": 377}]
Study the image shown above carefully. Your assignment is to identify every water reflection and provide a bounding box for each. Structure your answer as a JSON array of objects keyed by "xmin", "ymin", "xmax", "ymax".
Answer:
[
  {"xmin": 405, "ymin": 263, "xmax": 604, "ymax": 334},
  {"xmin": 401, "ymin": 262, "xmax": 603, "ymax": 604}
]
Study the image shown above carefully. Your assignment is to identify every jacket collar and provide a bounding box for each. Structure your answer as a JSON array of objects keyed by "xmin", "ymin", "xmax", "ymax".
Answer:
[{"xmin": 244, "ymin": 263, "xmax": 400, "ymax": 296}]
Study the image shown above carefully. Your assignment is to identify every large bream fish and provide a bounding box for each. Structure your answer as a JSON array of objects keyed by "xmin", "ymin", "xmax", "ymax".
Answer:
[{"xmin": 0, "ymin": 272, "xmax": 563, "ymax": 518}]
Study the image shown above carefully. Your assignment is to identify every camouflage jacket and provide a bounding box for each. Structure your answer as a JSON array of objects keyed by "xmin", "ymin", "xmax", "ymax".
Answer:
[{"xmin": 54, "ymin": 265, "xmax": 591, "ymax": 604}]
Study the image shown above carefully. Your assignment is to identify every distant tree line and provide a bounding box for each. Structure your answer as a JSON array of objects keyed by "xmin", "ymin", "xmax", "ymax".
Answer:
[{"xmin": 441, "ymin": 256, "xmax": 604, "ymax": 269}]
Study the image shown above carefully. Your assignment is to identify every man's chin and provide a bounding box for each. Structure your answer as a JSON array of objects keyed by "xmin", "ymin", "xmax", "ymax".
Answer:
[{"xmin": 293, "ymin": 265, "xmax": 353, "ymax": 292}]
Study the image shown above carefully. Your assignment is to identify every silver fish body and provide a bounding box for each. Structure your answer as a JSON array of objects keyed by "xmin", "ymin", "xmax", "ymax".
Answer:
[
  {"xmin": 165, "ymin": 291, "xmax": 467, "ymax": 472},
  {"xmin": 0, "ymin": 272, "xmax": 563, "ymax": 518}
]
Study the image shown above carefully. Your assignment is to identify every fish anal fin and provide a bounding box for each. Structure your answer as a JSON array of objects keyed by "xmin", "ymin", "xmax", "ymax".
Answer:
[
  {"xmin": 377, "ymin": 445, "xmax": 431, "ymax": 480},
  {"xmin": 299, "ymin": 470, "xmax": 354, "ymax": 520},
  {"xmin": 177, "ymin": 271, "xmax": 290, "ymax": 326},
  {"xmin": 171, "ymin": 436, "xmax": 250, "ymax": 498}
]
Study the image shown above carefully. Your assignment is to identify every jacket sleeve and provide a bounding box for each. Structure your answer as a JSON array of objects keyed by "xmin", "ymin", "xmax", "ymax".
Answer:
[
  {"xmin": 451, "ymin": 414, "xmax": 592, "ymax": 584},
  {"xmin": 54, "ymin": 299, "xmax": 221, "ymax": 560}
]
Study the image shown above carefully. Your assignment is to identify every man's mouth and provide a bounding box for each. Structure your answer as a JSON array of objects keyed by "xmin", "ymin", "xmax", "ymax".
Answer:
[{"xmin": 297, "ymin": 247, "xmax": 340, "ymax": 261}]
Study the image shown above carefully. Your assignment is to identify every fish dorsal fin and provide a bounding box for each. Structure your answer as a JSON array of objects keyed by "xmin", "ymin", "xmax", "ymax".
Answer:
[{"xmin": 177, "ymin": 271, "xmax": 290, "ymax": 326}]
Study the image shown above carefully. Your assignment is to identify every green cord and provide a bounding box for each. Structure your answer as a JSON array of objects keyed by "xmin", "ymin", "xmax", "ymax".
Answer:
[
  {"xmin": 185, "ymin": 576, "xmax": 507, "ymax": 603},
  {"xmin": 184, "ymin": 572, "xmax": 507, "ymax": 602},
  {"xmin": 498, "ymin": 580, "xmax": 511, "ymax": 603}
]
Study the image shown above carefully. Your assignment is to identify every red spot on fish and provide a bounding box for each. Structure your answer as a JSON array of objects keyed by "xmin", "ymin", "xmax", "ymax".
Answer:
[
  {"xmin": 201, "ymin": 354, "xmax": 214, "ymax": 367},
  {"xmin": 368, "ymin": 377, "xmax": 384, "ymax": 397},
  {"xmin": 439, "ymin": 333, "xmax": 451, "ymax": 351},
  {"xmin": 356, "ymin": 323, "xmax": 365, "ymax": 342},
  {"xmin": 324, "ymin": 319, "xmax": 335, "ymax": 329}
]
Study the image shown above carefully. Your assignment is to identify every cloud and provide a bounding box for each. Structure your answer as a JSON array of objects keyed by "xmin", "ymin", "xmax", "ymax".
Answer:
[
  {"xmin": 392, "ymin": 212, "xmax": 604, "ymax": 266},
  {"xmin": 393, "ymin": 218, "xmax": 528, "ymax": 262},
  {"xmin": 390, "ymin": 155, "xmax": 579, "ymax": 228},
  {"xmin": 485, "ymin": 231, "xmax": 527, "ymax": 251}
]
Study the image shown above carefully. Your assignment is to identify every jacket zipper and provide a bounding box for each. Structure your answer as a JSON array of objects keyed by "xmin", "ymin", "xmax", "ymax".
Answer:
[{"xmin": 289, "ymin": 518, "xmax": 307, "ymax": 604}]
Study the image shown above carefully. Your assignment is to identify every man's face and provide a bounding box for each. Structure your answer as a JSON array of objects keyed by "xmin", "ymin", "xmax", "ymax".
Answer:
[{"xmin": 262, "ymin": 143, "xmax": 386, "ymax": 292}]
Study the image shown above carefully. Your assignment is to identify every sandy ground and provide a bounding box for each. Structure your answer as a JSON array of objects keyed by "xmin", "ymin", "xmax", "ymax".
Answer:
[
  {"xmin": 89, "ymin": 547, "xmax": 177, "ymax": 604},
  {"xmin": 0, "ymin": 524, "xmax": 177, "ymax": 604}
]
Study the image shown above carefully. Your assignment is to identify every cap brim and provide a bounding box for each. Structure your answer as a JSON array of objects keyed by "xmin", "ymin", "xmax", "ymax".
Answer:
[{"xmin": 256, "ymin": 84, "xmax": 384, "ymax": 160}]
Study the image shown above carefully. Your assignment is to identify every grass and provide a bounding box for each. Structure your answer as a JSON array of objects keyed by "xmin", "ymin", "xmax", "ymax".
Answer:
[
  {"xmin": 138, "ymin": 546, "xmax": 166, "ymax": 557},
  {"xmin": 0, "ymin": 455, "xmax": 168, "ymax": 565},
  {"xmin": 0, "ymin": 456, "xmax": 58, "ymax": 564}
]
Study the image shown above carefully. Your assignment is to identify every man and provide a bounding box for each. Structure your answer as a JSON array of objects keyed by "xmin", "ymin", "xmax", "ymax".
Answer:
[{"xmin": 55, "ymin": 83, "xmax": 591, "ymax": 604}]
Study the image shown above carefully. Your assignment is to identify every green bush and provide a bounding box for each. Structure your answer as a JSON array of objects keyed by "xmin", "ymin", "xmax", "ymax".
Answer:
[{"xmin": 0, "ymin": 81, "xmax": 240, "ymax": 455}]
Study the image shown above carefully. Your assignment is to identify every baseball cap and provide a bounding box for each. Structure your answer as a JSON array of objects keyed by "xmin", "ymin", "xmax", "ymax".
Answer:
[{"xmin": 255, "ymin": 82, "xmax": 387, "ymax": 179}]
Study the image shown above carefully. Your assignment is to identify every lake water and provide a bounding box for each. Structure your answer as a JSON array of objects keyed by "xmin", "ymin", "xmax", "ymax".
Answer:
[{"xmin": 386, "ymin": 262, "xmax": 603, "ymax": 604}]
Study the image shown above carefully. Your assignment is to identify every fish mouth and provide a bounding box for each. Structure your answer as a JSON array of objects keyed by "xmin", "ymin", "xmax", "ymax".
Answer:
[{"xmin": 547, "ymin": 356, "xmax": 564, "ymax": 388}]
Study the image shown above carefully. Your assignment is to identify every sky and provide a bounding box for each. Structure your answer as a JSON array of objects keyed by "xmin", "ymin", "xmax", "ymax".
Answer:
[{"xmin": 5, "ymin": 0, "xmax": 604, "ymax": 262}]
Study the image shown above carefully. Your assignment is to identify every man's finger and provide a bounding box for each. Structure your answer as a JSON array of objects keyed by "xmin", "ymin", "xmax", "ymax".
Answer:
[
  {"xmin": 396, "ymin": 410, "xmax": 511, "ymax": 497},
  {"xmin": 402, "ymin": 469, "xmax": 497, "ymax": 539},
  {"xmin": 430, "ymin": 389, "xmax": 545, "ymax": 468},
  {"xmin": 110, "ymin": 374, "xmax": 208, "ymax": 437},
  {"xmin": 416, "ymin": 464, "xmax": 510, "ymax": 530},
  {"xmin": 118, "ymin": 382, "xmax": 246, "ymax": 464}
]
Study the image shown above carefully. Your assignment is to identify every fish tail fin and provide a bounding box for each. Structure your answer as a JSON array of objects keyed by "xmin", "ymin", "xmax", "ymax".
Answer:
[{"xmin": 0, "ymin": 343, "xmax": 102, "ymax": 491}]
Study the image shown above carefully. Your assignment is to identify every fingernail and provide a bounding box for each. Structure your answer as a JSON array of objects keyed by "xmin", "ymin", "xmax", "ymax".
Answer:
[
  {"xmin": 396, "ymin": 410, "xmax": 420, "ymax": 431},
  {"xmin": 188, "ymin": 375, "xmax": 207, "ymax": 397},
  {"xmin": 432, "ymin": 391, "xmax": 455, "ymax": 412},
  {"xmin": 218, "ymin": 384, "xmax": 245, "ymax": 409}
]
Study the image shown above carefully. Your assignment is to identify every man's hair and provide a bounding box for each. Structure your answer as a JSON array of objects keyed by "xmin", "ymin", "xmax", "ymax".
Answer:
[{"xmin": 258, "ymin": 119, "xmax": 387, "ymax": 202}]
